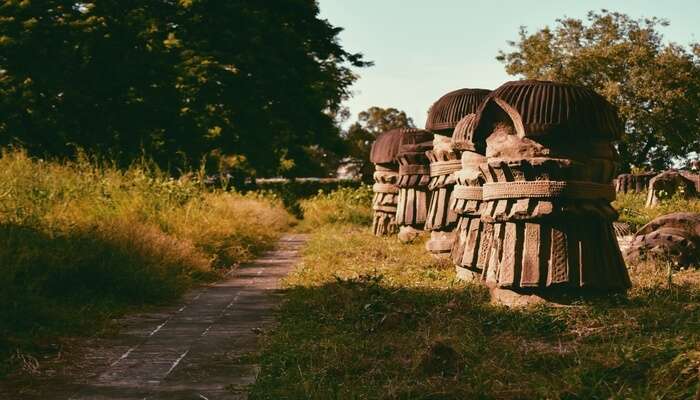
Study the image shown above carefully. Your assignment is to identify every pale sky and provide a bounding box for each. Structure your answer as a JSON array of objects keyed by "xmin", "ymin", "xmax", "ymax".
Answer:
[{"xmin": 318, "ymin": 0, "xmax": 700, "ymax": 128}]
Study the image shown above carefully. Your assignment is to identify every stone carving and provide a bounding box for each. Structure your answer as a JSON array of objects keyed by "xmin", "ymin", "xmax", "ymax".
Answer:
[
  {"xmin": 370, "ymin": 129, "xmax": 403, "ymax": 236},
  {"xmin": 423, "ymin": 88, "xmax": 491, "ymax": 257},
  {"xmin": 646, "ymin": 170, "xmax": 699, "ymax": 207},
  {"xmin": 450, "ymin": 113, "xmax": 493, "ymax": 280},
  {"xmin": 395, "ymin": 128, "xmax": 434, "ymax": 242},
  {"xmin": 468, "ymin": 80, "xmax": 631, "ymax": 299},
  {"xmin": 615, "ymin": 172, "xmax": 656, "ymax": 193},
  {"xmin": 624, "ymin": 212, "xmax": 700, "ymax": 267}
]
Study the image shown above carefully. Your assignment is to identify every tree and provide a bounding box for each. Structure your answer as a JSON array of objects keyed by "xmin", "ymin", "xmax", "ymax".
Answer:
[
  {"xmin": 497, "ymin": 10, "xmax": 700, "ymax": 171},
  {"xmin": 344, "ymin": 106, "xmax": 415, "ymax": 180},
  {"xmin": 0, "ymin": 0, "xmax": 369, "ymax": 176}
]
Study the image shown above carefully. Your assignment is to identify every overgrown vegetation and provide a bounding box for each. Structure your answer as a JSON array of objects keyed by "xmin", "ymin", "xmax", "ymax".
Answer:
[
  {"xmin": 297, "ymin": 185, "xmax": 373, "ymax": 230},
  {"xmin": 614, "ymin": 191, "xmax": 700, "ymax": 231},
  {"xmin": 241, "ymin": 179, "xmax": 364, "ymax": 219},
  {"xmin": 251, "ymin": 187, "xmax": 700, "ymax": 399},
  {"xmin": 0, "ymin": 151, "xmax": 293, "ymax": 375}
]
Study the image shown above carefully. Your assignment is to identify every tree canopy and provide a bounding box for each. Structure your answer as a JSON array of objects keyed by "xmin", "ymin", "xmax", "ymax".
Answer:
[
  {"xmin": 0, "ymin": 0, "xmax": 369, "ymax": 175},
  {"xmin": 497, "ymin": 10, "xmax": 700, "ymax": 171}
]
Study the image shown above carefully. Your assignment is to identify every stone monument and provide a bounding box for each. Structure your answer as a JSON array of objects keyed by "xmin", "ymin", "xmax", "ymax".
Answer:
[
  {"xmin": 395, "ymin": 128, "xmax": 434, "ymax": 243},
  {"xmin": 469, "ymin": 80, "xmax": 631, "ymax": 301},
  {"xmin": 423, "ymin": 88, "xmax": 491, "ymax": 257},
  {"xmin": 370, "ymin": 128, "xmax": 403, "ymax": 236}
]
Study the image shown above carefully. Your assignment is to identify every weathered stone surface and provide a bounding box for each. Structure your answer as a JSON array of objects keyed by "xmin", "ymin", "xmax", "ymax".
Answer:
[
  {"xmin": 624, "ymin": 212, "xmax": 700, "ymax": 267},
  {"xmin": 371, "ymin": 129, "xmax": 403, "ymax": 236},
  {"xmin": 395, "ymin": 128, "xmax": 433, "ymax": 242},
  {"xmin": 450, "ymin": 116, "xmax": 492, "ymax": 277},
  {"xmin": 646, "ymin": 170, "xmax": 699, "ymax": 207},
  {"xmin": 468, "ymin": 80, "xmax": 630, "ymax": 298},
  {"xmin": 424, "ymin": 89, "xmax": 490, "ymax": 257},
  {"xmin": 615, "ymin": 172, "xmax": 656, "ymax": 194},
  {"xmin": 424, "ymin": 134, "xmax": 460, "ymax": 257},
  {"xmin": 612, "ymin": 221, "xmax": 632, "ymax": 237}
]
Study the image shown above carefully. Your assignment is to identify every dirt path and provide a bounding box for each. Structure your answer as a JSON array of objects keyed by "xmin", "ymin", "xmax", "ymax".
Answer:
[{"xmin": 3, "ymin": 234, "xmax": 307, "ymax": 400}]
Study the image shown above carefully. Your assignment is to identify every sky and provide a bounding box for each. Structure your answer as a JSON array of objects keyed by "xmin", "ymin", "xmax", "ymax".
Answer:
[{"xmin": 318, "ymin": 0, "xmax": 700, "ymax": 128}]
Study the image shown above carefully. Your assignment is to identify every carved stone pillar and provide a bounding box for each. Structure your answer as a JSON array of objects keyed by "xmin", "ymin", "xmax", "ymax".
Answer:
[
  {"xmin": 395, "ymin": 129, "xmax": 434, "ymax": 243},
  {"xmin": 370, "ymin": 129, "xmax": 403, "ymax": 236},
  {"xmin": 450, "ymin": 114, "xmax": 493, "ymax": 281},
  {"xmin": 423, "ymin": 88, "xmax": 491, "ymax": 257},
  {"xmin": 470, "ymin": 80, "xmax": 631, "ymax": 301}
]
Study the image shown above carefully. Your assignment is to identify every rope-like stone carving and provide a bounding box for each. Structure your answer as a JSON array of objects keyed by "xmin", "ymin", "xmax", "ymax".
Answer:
[
  {"xmin": 395, "ymin": 128, "xmax": 434, "ymax": 242},
  {"xmin": 471, "ymin": 80, "xmax": 631, "ymax": 298},
  {"xmin": 370, "ymin": 129, "xmax": 403, "ymax": 236}
]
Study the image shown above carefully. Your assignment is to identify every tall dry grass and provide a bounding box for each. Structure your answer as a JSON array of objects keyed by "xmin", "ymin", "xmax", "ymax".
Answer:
[{"xmin": 0, "ymin": 150, "xmax": 293, "ymax": 372}]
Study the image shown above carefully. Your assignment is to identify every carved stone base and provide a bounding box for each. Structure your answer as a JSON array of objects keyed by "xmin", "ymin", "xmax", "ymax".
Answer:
[
  {"xmin": 372, "ymin": 211, "xmax": 398, "ymax": 236},
  {"xmin": 455, "ymin": 266, "xmax": 481, "ymax": 282},
  {"xmin": 398, "ymin": 226, "xmax": 423, "ymax": 243},
  {"xmin": 425, "ymin": 230, "xmax": 455, "ymax": 259},
  {"xmin": 488, "ymin": 286, "xmax": 547, "ymax": 308}
]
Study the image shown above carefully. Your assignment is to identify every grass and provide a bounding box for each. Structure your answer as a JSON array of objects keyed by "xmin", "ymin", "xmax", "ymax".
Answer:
[
  {"xmin": 614, "ymin": 191, "xmax": 700, "ymax": 232},
  {"xmin": 0, "ymin": 150, "xmax": 294, "ymax": 375},
  {"xmin": 251, "ymin": 188, "xmax": 700, "ymax": 399},
  {"xmin": 296, "ymin": 185, "xmax": 374, "ymax": 231}
]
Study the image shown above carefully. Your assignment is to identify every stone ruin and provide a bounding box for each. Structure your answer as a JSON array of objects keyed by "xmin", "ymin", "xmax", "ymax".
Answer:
[
  {"xmin": 646, "ymin": 170, "xmax": 700, "ymax": 207},
  {"xmin": 461, "ymin": 80, "xmax": 631, "ymax": 301},
  {"xmin": 370, "ymin": 128, "xmax": 403, "ymax": 236},
  {"xmin": 450, "ymin": 113, "xmax": 492, "ymax": 280},
  {"xmin": 615, "ymin": 172, "xmax": 655, "ymax": 194},
  {"xmin": 624, "ymin": 212, "xmax": 700, "ymax": 267},
  {"xmin": 395, "ymin": 128, "xmax": 434, "ymax": 243},
  {"xmin": 423, "ymin": 88, "xmax": 491, "ymax": 257}
]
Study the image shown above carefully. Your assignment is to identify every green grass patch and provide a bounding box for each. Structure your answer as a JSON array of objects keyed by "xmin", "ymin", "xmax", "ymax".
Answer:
[
  {"xmin": 614, "ymin": 191, "xmax": 700, "ymax": 232},
  {"xmin": 296, "ymin": 185, "xmax": 374, "ymax": 231},
  {"xmin": 252, "ymin": 188, "xmax": 700, "ymax": 399},
  {"xmin": 0, "ymin": 150, "xmax": 294, "ymax": 375}
]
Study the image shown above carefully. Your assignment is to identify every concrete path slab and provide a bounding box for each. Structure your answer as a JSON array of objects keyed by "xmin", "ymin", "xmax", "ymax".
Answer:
[{"xmin": 65, "ymin": 234, "xmax": 307, "ymax": 400}]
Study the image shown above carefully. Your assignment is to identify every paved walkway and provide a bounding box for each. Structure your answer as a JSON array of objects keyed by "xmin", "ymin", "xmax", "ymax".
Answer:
[{"xmin": 69, "ymin": 234, "xmax": 307, "ymax": 400}]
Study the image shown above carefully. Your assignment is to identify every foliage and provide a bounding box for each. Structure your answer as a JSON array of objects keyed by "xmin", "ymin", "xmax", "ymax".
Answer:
[
  {"xmin": 0, "ymin": 1, "xmax": 369, "ymax": 175},
  {"xmin": 614, "ymin": 191, "xmax": 700, "ymax": 232},
  {"xmin": 344, "ymin": 107, "xmax": 415, "ymax": 180},
  {"xmin": 252, "ymin": 224, "xmax": 700, "ymax": 399},
  {"xmin": 241, "ymin": 179, "xmax": 363, "ymax": 219},
  {"xmin": 497, "ymin": 10, "xmax": 700, "ymax": 171},
  {"xmin": 297, "ymin": 186, "xmax": 373, "ymax": 230},
  {"xmin": 0, "ymin": 150, "xmax": 293, "ymax": 375}
]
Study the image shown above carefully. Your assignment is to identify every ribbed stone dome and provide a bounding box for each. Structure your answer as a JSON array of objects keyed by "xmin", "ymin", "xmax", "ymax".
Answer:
[
  {"xmin": 451, "ymin": 113, "xmax": 479, "ymax": 151},
  {"xmin": 370, "ymin": 128, "xmax": 403, "ymax": 164},
  {"xmin": 425, "ymin": 88, "xmax": 491, "ymax": 136},
  {"xmin": 472, "ymin": 80, "xmax": 624, "ymax": 141},
  {"xmin": 396, "ymin": 128, "xmax": 434, "ymax": 157}
]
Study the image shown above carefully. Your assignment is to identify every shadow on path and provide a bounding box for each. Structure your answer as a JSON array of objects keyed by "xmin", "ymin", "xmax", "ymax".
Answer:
[{"xmin": 2, "ymin": 234, "xmax": 307, "ymax": 400}]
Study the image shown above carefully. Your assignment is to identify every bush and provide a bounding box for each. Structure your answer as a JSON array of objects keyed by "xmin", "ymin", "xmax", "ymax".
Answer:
[
  {"xmin": 0, "ymin": 150, "xmax": 294, "ymax": 374},
  {"xmin": 298, "ymin": 186, "xmax": 373, "ymax": 230}
]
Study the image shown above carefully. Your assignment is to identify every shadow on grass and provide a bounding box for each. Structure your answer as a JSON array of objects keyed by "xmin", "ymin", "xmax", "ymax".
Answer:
[
  {"xmin": 0, "ymin": 223, "xmax": 216, "ymax": 376},
  {"xmin": 252, "ymin": 272, "xmax": 700, "ymax": 400}
]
